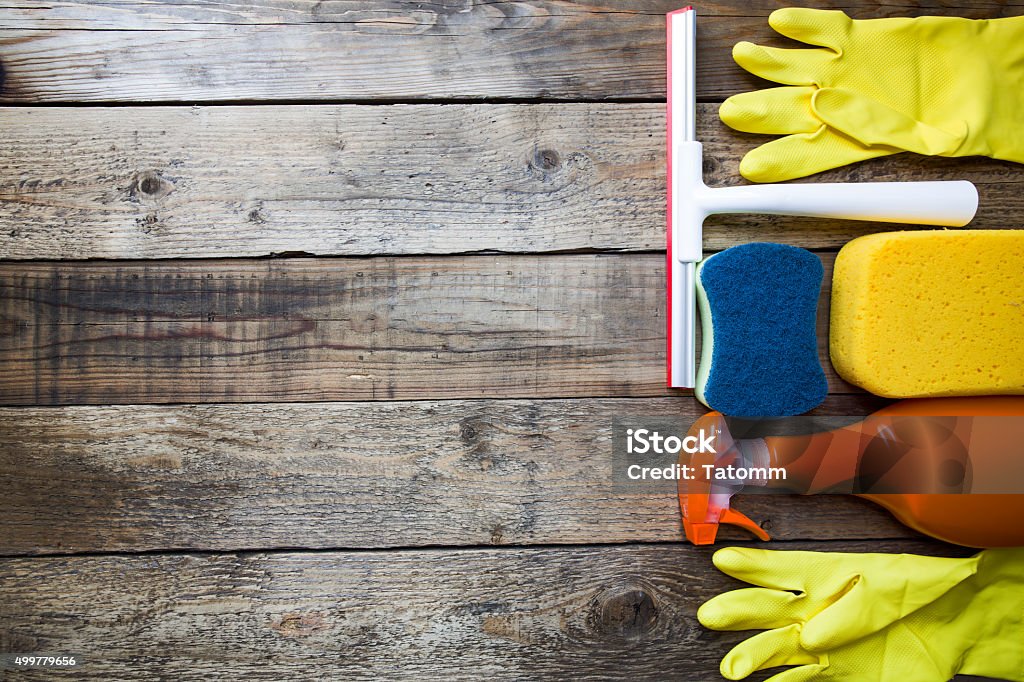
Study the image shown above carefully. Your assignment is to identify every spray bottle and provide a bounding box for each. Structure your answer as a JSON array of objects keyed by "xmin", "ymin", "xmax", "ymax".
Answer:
[{"xmin": 678, "ymin": 396, "xmax": 1024, "ymax": 548}]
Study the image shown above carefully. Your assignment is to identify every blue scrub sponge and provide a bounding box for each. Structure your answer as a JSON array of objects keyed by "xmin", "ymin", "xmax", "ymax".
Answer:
[{"xmin": 695, "ymin": 243, "xmax": 827, "ymax": 417}]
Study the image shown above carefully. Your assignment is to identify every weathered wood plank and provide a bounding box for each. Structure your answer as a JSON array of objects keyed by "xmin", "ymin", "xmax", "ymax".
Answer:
[
  {"xmin": 0, "ymin": 541, "xmax": 966, "ymax": 680},
  {"xmin": 8, "ymin": 0, "xmax": 1017, "ymax": 29},
  {"xmin": 0, "ymin": 253, "xmax": 862, "ymax": 405},
  {"xmin": 0, "ymin": 255, "xmax": 665, "ymax": 404},
  {"xmin": 1, "ymin": 104, "xmax": 1020, "ymax": 260},
  {"xmin": 0, "ymin": 1, "xmax": 1019, "ymax": 102},
  {"xmin": 0, "ymin": 395, "xmax": 908, "ymax": 556},
  {"xmin": 3, "ymin": 103, "xmax": 667, "ymax": 259}
]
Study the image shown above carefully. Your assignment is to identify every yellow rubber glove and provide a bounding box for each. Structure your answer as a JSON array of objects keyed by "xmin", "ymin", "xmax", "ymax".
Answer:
[
  {"xmin": 698, "ymin": 547, "xmax": 1024, "ymax": 681},
  {"xmin": 720, "ymin": 9, "xmax": 1024, "ymax": 182}
]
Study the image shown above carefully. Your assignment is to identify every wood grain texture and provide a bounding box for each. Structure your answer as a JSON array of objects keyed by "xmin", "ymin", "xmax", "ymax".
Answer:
[
  {"xmin": 2, "ymin": 103, "xmax": 665, "ymax": 259},
  {"xmin": 2, "ymin": 104, "xmax": 1022, "ymax": 261},
  {"xmin": 0, "ymin": 541, "xmax": 967, "ymax": 680},
  {"xmin": 0, "ymin": 253, "xmax": 864, "ymax": 405},
  {"xmin": 0, "ymin": 1, "xmax": 1020, "ymax": 102},
  {"xmin": 0, "ymin": 3, "xmax": 1011, "ymax": 679},
  {"xmin": 0, "ymin": 395, "xmax": 907, "ymax": 556}
]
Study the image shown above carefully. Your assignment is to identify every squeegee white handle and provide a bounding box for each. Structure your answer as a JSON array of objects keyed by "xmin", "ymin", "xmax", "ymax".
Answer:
[
  {"xmin": 671, "ymin": 141, "xmax": 979, "ymax": 264},
  {"xmin": 703, "ymin": 179, "xmax": 979, "ymax": 227}
]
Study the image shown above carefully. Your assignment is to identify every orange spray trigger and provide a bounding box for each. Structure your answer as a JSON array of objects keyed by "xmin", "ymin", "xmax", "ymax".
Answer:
[
  {"xmin": 719, "ymin": 508, "xmax": 770, "ymax": 542},
  {"xmin": 681, "ymin": 502, "xmax": 770, "ymax": 545}
]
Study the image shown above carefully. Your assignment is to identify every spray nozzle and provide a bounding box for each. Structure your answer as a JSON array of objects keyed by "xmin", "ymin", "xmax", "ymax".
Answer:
[{"xmin": 678, "ymin": 412, "xmax": 771, "ymax": 544}]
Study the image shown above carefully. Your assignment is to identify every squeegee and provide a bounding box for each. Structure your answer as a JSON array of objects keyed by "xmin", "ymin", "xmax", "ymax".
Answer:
[{"xmin": 666, "ymin": 6, "xmax": 980, "ymax": 388}]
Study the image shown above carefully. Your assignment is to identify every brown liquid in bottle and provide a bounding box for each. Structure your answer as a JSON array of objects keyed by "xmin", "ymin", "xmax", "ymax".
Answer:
[{"xmin": 761, "ymin": 397, "xmax": 1024, "ymax": 547}]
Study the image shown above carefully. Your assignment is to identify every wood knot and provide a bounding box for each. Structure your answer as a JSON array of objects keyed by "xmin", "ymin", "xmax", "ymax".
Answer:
[
  {"xmin": 459, "ymin": 416, "xmax": 491, "ymax": 459},
  {"xmin": 459, "ymin": 418, "xmax": 480, "ymax": 444},
  {"xmin": 532, "ymin": 148, "xmax": 561, "ymax": 171},
  {"xmin": 592, "ymin": 586, "xmax": 659, "ymax": 640},
  {"xmin": 269, "ymin": 612, "xmax": 328, "ymax": 638},
  {"xmin": 133, "ymin": 170, "xmax": 174, "ymax": 200}
]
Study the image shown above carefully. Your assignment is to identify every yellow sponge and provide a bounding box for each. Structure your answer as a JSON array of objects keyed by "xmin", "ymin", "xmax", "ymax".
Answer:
[{"xmin": 831, "ymin": 230, "xmax": 1024, "ymax": 398}]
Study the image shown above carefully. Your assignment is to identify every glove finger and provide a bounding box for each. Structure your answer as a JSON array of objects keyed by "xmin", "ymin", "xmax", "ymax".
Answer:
[
  {"xmin": 699, "ymin": 587, "xmax": 809, "ymax": 631},
  {"xmin": 720, "ymin": 87, "xmax": 819, "ymax": 135},
  {"xmin": 739, "ymin": 127, "xmax": 896, "ymax": 183},
  {"xmin": 768, "ymin": 7, "xmax": 851, "ymax": 51},
  {"xmin": 711, "ymin": 548, "xmax": 801, "ymax": 591},
  {"xmin": 712, "ymin": 547, "xmax": 842, "ymax": 592},
  {"xmin": 812, "ymin": 87, "xmax": 966, "ymax": 156},
  {"xmin": 720, "ymin": 624, "xmax": 819, "ymax": 680},
  {"xmin": 732, "ymin": 41, "xmax": 833, "ymax": 86}
]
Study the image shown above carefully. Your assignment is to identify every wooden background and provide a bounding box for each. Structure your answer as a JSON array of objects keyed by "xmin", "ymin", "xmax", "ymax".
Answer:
[{"xmin": 0, "ymin": 1, "xmax": 1019, "ymax": 679}]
